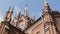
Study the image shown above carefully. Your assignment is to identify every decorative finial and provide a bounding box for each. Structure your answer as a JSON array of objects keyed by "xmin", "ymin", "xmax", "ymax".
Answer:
[
  {"xmin": 18, "ymin": 11, "xmax": 20, "ymax": 19},
  {"xmin": 8, "ymin": 6, "xmax": 11, "ymax": 11},
  {"xmin": 44, "ymin": 0, "xmax": 47, "ymax": 3},
  {"xmin": 18, "ymin": 11, "xmax": 20, "ymax": 16},
  {"xmin": 25, "ymin": 4, "xmax": 28, "ymax": 10},
  {"xmin": 24, "ymin": 4, "xmax": 29, "ymax": 16},
  {"xmin": 21, "ymin": 11, "xmax": 24, "ymax": 16},
  {"xmin": 11, "ymin": 6, "xmax": 14, "ymax": 13},
  {"xmin": 32, "ymin": 13, "xmax": 35, "ymax": 20},
  {"xmin": 12, "ymin": 6, "xmax": 14, "ymax": 11},
  {"xmin": 43, "ymin": 0, "xmax": 48, "ymax": 6}
]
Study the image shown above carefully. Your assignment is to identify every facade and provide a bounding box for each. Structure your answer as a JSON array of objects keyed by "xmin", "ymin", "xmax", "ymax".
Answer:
[{"xmin": 0, "ymin": 1, "xmax": 60, "ymax": 34}]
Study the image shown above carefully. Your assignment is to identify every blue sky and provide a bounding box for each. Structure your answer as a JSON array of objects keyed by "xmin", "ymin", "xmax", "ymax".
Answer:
[{"xmin": 0, "ymin": 0, "xmax": 60, "ymax": 22}]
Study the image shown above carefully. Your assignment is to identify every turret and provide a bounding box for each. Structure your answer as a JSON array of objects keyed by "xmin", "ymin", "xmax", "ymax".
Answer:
[
  {"xmin": 24, "ymin": 5, "xmax": 29, "ymax": 17},
  {"xmin": 42, "ymin": 0, "xmax": 53, "ymax": 22},
  {"xmin": 4, "ymin": 7, "xmax": 13, "ymax": 23},
  {"xmin": 17, "ymin": 11, "xmax": 21, "ymax": 20},
  {"xmin": 42, "ymin": 0, "xmax": 51, "ymax": 15},
  {"xmin": 31, "ymin": 13, "xmax": 35, "ymax": 20}
]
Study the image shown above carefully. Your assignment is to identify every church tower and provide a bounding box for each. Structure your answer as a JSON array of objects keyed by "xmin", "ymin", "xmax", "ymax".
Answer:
[
  {"xmin": 42, "ymin": 0, "xmax": 53, "ymax": 22},
  {"xmin": 0, "ymin": 7, "xmax": 13, "ymax": 34},
  {"xmin": 42, "ymin": 0, "xmax": 57, "ymax": 34}
]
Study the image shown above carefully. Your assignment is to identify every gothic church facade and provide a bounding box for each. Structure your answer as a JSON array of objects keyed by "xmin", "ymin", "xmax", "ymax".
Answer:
[{"xmin": 0, "ymin": 1, "xmax": 60, "ymax": 34}]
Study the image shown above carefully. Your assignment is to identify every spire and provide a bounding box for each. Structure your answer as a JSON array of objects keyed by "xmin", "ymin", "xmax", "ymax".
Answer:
[
  {"xmin": 4, "ymin": 7, "xmax": 13, "ymax": 22},
  {"xmin": 25, "ymin": 4, "xmax": 28, "ymax": 10},
  {"xmin": 8, "ymin": 6, "xmax": 11, "ymax": 11},
  {"xmin": 44, "ymin": 0, "xmax": 49, "ymax": 6},
  {"xmin": 44, "ymin": 0, "xmax": 47, "ymax": 4},
  {"xmin": 18, "ymin": 11, "xmax": 20, "ymax": 19},
  {"xmin": 24, "ymin": 4, "xmax": 29, "ymax": 16},
  {"xmin": 43, "ymin": 0, "xmax": 50, "ymax": 10},
  {"xmin": 21, "ymin": 11, "xmax": 24, "ymax": 16},
  {"xmin": 18, "ymin": 11, "xmax": 20, "ymax": 17},
  {"xmin": 31, "ymin": 13, "xmax": 35, "ymax": 20},
  {"xmin": 6, "ymin": 6, "xmax": 11, "ymax": 17},
  {"xmin": 42, "ymin": 0, "xmax": 51, "ymax": 15},
  {"xmin": 11, "ymin": 7, "xmax": 14, "ymax": 13}
]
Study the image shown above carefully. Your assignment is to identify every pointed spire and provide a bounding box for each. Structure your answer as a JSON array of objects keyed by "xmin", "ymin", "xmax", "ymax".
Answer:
[
  {"xmin": 18, "ymin": 11, "xmax": 21, "ymax": 16},
  {"xmin": 25, "ymin": 10, "xmax": 29, "ymax": 16},
  {"xmin": 11, "ymin": 6, "xmax": 14, "ymax": 13},
  {"xmin": 25, "ymin": 4, "xmax": 28, "ymax": 10},
  {"xmin": 31, "ymin": 13, "xmax": 35, "ymax": 20},
  {"xmin": 43, "ymin": 0, "xmax": 51, "ymax": 11},
  {"xmin": 21, "ymin": 11, "xmax": 24, "ymax": 16},
  {"xmin": 44, "ymin": 0, "xmax": 47, "ymax": 4},
  {"xmin": 7, "ymin": 6, "xmax": 11, "ymax": 13},
  {"xmin": 24, "ymin": 4, "xmax": 29, "ymax": 16},
  {"xmin": 6, "ymin": 6, "xmax": 11, "ymax": 17},
  {"xmin": 4, "ymin": 6, "xmax": 13, "ymax": 22},
  {"xmin": 44, "ymin": 0, "xmax": 48, "ymax": 7},
  {"xmin": 12, "ymin": 6, "xmax": 14, "ymax": 11},
  {"xmin": 18, "ymin": 11, "xmax": 20, "ymax": 19},
  {"xmin": 42, "ymin": 0, "xmax": 51, "ymax": 15},
  {"xmin": 8, "ymin": 6, "xmax": 11, "ymax": 11}
]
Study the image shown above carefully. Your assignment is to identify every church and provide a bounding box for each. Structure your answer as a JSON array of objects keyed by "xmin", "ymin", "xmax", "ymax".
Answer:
[{"xmin": 0, "ymin": 1, "xmax": 60, "ymax": 34}]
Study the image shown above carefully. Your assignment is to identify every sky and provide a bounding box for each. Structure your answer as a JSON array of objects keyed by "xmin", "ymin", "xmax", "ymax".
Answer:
[{"xmin": 0, "ymin": 0, "xmax": 60, "ymax": 23}]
